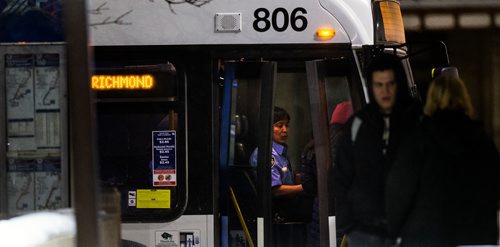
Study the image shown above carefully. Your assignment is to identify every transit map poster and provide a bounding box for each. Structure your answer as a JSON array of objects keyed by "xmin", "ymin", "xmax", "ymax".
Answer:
[
  {"xmin": 5, "ymin": 54, "xmax": 36, "ymax": 151},
  {"xmin": 1, "ymin": 44, "xmax": 66, "ymax": 215},
  {"xmin": 152, "ymin": 130, "xmax": 177, "ymax": 186},
  {"xmin": 5, "ymin": 53, "xmax": 61, "ymax": 152}
]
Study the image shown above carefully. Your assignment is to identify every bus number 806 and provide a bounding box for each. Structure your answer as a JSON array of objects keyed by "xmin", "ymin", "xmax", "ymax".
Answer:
[{"xmin": 253, "ymin": 7, "xmax": 308, "ymax": 32}]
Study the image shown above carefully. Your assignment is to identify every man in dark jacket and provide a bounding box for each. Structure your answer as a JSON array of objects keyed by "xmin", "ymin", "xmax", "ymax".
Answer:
[{"xmin": 333, "ymin": 53, "xmax": 420, "ymax": 246}]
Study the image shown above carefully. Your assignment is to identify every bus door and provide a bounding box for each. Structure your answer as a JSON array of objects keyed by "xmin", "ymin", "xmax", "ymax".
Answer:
[
  {"xmin": 219, "ymin": 61, "xmax": 276, "ymax": 247},
  {"xmin": 305, "ymin": 58, "xmax": 364, "ymax": 247}
]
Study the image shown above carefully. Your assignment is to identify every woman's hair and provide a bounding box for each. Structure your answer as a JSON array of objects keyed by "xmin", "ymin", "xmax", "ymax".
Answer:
[
  {"xmin": 273, "ymin": 106, "xmax": 290, "ymax": 124},
  {"xmin": 424, "ymin": 74, "xmax": 474, "ymax": 118}
]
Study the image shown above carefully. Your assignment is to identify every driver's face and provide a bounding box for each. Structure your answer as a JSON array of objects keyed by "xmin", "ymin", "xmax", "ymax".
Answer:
[{"xmin": 273, "ymin": 120, "xmax": 289, "ymax": 144}]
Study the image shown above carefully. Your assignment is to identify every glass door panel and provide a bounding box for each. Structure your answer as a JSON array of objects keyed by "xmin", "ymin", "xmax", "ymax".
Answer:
[
  {"xmin": 219, "ymin": 61, "xmax": 276, "ymax": 247},
  {"xmin": 306, "ymin": 58, "xmax": 363, "ymax": 247}
]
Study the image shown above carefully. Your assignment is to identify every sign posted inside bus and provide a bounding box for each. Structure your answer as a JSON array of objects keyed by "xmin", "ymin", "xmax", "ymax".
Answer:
[{"xmin": 152, "ymin": 130, "xmax": 176, "ymax": 186}]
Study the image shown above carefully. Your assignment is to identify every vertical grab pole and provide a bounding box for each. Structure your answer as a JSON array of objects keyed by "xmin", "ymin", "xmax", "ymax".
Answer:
[{"xmin": 62, "ymin": 0, "xmax": 100, "ymax": 246}]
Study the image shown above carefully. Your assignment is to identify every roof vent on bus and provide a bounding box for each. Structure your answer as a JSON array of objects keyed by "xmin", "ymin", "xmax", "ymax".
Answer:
[{"xmin": 215, "ymin": 13, "xmax": 242, "ymax": 33}]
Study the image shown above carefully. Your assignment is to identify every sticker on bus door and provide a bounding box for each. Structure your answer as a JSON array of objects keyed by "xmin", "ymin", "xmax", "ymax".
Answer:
[
  {"xmin": 155, "ymin": 230, "xmax": 201, "ymax": 247},
  {"xmin": 152, "ymin": 130, "xmax": 176, "ymax": 186}
]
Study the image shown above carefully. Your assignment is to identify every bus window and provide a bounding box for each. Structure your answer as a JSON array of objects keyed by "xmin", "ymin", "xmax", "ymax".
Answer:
[{"xmin": 93, "ymin": 63, "xmax": 187, "ymax": 222}]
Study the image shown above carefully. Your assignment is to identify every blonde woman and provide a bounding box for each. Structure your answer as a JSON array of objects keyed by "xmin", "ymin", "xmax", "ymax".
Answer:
[{"xmin": 386, "ymin": 74, "xmax": 500, "ymax": 246}]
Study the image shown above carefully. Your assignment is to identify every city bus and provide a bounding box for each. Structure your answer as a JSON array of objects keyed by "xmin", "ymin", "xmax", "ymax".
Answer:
[{"xmin": 0, "ymin": 0, "xmax": 449, "ymax": 246}]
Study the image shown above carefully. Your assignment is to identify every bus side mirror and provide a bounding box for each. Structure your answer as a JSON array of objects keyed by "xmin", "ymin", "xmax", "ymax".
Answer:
[{"xmin": 404, "ymin": 41, "xmax": 452, "ymax": 102}]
